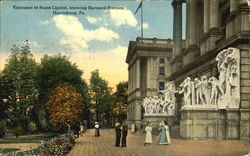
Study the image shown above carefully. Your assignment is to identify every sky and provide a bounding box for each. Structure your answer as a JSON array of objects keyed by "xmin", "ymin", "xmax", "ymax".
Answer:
[{"xmin": 0, "ymin": 0, "xmax": 186, "ymax": 90}]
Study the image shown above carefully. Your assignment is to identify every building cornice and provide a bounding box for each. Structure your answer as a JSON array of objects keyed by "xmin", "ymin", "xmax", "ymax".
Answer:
[
  {"xmin": 167, "ymin": 32, "xmax": 250, "ymax": 81},
  {"xmin": 126, "ymin": 38, "xmax": 173, "ymax": 64},
  {"xmin": 226, "ymin": 5, "xmax": 250, "ymax": 25},
  {"xmin": 200, "ymin": 28, "xmax": 224, "ymax": 43}
]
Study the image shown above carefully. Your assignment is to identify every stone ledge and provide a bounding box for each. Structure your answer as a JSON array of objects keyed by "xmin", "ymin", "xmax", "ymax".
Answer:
[
  {"xmin": 180, "ymin": 107, "xmax": 218, "ymax": 111},
  {"xmin": 127, "ymin": 97, "xmax": 142, "ymax": 104},
  {"xmin": 240, "ymin": 137, "xmax": 250, "ymax": 141},
  {"xmin": 128, "ymin": 88, "xmax": 141, "ymax": 96},
  {"xmin": 170, "ymin": 55, "xmax": 183, "ymax": 65},
  {"xmin": 143, "ymin": 114, "xmax": 168, "ymax": 117},
  {"xmin": 240, "ymin": 109, "xmax": 250, "ymax": 112}
]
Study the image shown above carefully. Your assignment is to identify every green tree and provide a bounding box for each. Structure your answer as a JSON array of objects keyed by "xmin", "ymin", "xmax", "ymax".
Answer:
[
  {"xmin": 1, "ymin": 41, "xmax": 38, "ymax": 130},
  {"xmin": 37, "ymin": 54, "xmax": 83, "ymax": 102},
  {"xmin": 89, "ymin": 70, "xmax": 113, "ymax": 127},
  {"xmin": 45, "ymin": 84, "xmax": 83, "ymax": 132},
  {"xmin": 112, "ymin": 81, "xmax": 128, "ymax": 122},
  {"xmin": 0, "ymin": 72, "xmax": 8, "ymax": 120},
  {"xmin": 36, "ymin": 54, "xmax": 90, "ymax": 127}
]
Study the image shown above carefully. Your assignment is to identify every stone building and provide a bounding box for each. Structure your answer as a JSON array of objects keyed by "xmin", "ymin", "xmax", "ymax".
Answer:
[{"xmin": 126, "ymin": 0, "xmax": 250, "ymax": 140}]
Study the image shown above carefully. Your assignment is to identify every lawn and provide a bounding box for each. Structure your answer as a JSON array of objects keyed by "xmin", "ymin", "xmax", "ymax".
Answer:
[
  {"xmin": 0, "ymin": 133, "xmax": 57, "ymax": 144},
  {"xmin": 0, "ymin": 148, "xmax": 20, "ymax": 154}
]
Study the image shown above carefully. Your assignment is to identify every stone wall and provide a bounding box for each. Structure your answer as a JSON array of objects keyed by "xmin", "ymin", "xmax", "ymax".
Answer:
[
  {"xmin": 180, "ymin": 109, "xmax": 241, "ymax": 140},
  {"xmin": 239, "ymin": 45, "xmax": 250, "ymax": 140}
]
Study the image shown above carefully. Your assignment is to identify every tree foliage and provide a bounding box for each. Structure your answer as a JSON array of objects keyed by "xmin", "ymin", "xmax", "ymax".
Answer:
[
  {"xmin": 0, "ymin": 72, "xmax": 8, "ymax": 120},
  {"xmin": 36, "ymin": 54, "xmax": 85, "ymax": 102},
  {"xmin": 36, "ymin": 54, "xmax": 90, "ymax": 127},
  {"xmin": 112, "ymin": 81, "xmax": 128, "ymax": 122},
  {"xmin": 1, "ymin": 41, "xmax": 38, "ymax": 129},
  {"xmin": 45, "ymin": 84, "xmax": 83, "ymax": 131},
  {"xmin": 89, "ymin": 70, "xmax": 113, "ymax": 125}
]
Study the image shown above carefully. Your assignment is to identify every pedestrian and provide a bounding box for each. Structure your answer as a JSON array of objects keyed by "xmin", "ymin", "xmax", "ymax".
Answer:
[
  {"xmin": 80, "ymin": 123, "xmax": 84, "ymax": 136},
  {"xmin": 72, "ymin": 123, "xmax": 80, "ymax": 138},
  {"xmin": 163, "ymin": 121, "xmax": 171, "ymax": 144},
  {"xmin": 115, "ymin": 122, "xmax": 122, "ymax": 147},
  {"xmin": 158, "ymin": 121, "xmax": 168, "ymax": 145},
  {"xmin": 94, "ymin": 122, "xmax": 100, "ymax": 137},
  {"xmin": 144, "ymin": 122, "xmax": 152, "ymax": 146},
  {"xmin": 131, "ymin": 123, "xmax": 135, "ymax": 134},
  {"xmin": 121, "ymin": 123, "xmax": 128, "ymax": 147}
]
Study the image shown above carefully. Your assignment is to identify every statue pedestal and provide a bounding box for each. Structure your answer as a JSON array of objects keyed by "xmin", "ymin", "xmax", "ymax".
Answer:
[{"xmin": 180, "ymin": 108, "xmax": 240, "ymax": 140}]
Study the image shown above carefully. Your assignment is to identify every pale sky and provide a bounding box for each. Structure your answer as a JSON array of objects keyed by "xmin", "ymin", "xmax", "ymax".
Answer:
[{"xmin": 0, "ymin": 0, "xmax": 186, "ymax": 90}]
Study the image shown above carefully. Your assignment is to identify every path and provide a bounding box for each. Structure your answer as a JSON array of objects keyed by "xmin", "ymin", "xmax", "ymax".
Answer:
[{"xmin": 68, "ymin": 129, "xmax": 250, "ymax": 156}]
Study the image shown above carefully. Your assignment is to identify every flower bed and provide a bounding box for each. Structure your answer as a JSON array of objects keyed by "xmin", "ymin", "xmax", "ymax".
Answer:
[{"xmin": 6, "ymin": 134, "xmax": 76, "ymax": 156}]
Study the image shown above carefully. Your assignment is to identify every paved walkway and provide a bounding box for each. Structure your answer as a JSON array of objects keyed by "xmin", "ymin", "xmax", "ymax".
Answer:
[{"xmin": 68, "ymin": 129, "xmax": 250, "ymax": 156}]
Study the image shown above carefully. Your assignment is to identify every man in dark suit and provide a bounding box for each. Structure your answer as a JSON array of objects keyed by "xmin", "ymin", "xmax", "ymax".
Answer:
[
  {"xmin": 121, "ymin": 123, "xmax": 128, "ymax": 147},
  {"xmin": 115, "ymin": 122, "xmax": 121, "ymax": 147}
]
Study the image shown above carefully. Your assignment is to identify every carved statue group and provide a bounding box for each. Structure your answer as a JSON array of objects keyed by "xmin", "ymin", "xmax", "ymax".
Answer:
[
  {"xmin": 179, "ymin": 76, "xmax": 221, "ymax": 106},
  {"xmin": 143, "ymin": 82, "xmax": 176, "ymax": 116},
  {"xmin": 179, "ymin": 48, "xmax": 240, "ymax": 109}
]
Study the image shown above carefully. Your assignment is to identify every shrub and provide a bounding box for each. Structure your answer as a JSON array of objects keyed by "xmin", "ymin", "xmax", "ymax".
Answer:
[
  {"xmin": 0, "ymin": 120, "xmax": 6, "ymax": 138},
  {"xmin": 40, "ymin": 119, "xmax": 49, "ymax": 131},
  {"xmin": 28, "ymin": 121, "xmax": 37, "ymax": 133},
  {"xmin": 13, "ymin": 125, "xmax": 24, "ymax": 137},
  {"xmin": 7, "ymin": 133, "xmax": 76, "ymax": 156}
]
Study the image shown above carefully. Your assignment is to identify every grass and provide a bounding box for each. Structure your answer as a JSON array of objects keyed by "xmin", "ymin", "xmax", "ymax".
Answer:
[
  {"xmin": 0, "ymin": 148, "xmax": 20, "ymax": 154},
  {"xmin": 0, "ymin": 133, "xmax": 57, "ymax": 144}
]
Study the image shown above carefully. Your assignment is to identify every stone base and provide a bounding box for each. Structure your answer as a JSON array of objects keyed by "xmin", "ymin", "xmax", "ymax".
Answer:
[
  {"xmin": 143, "ymin": 115, "xmax": 175, "ymax": 135},
  {"xmin": 180, "ymin": 109, "xmax": 240, "ymax": 140},
  {"xmin": 240, "ymin": 109, "xmax": 250, "ymax": 140}
]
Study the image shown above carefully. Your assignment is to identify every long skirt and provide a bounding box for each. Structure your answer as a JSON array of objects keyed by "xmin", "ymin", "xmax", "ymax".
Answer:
[
  {"xmin": 95, "ymin": 128, "xmax": 100, "ymax": 137},
  {"xmin": 166, "ymin": 129, "xmax": 171, "ymax": 144},
  {"xmin": 159, "ymin": 127, "xmax": 167, "ymax": 144},
  {"xmin": 145, "ymin": 131, "xmax": 152, "ymax": 143}
]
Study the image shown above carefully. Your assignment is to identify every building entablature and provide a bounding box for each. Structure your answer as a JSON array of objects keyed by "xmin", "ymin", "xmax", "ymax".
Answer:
[{"xmin": 126, "ymin": 37, "xmax": 173, "ymax": 65}]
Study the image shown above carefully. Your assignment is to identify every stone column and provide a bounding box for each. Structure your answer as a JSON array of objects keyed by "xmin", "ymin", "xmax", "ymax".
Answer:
[
  {"xmin": 172, "ymin": 0, "xmax": 182, "ymax": 57},
  {"xmin": 147, "ymin": 57, "xmax": 151, "ymax": 89},
  {"xmin": 128, "ymin": 67, "xmax": 131, "ymax": 93},
  {"xmin": 152, "ymin": 57, "xmax": 156, "ymax": 89},
  {"xmin": 133, "ymin": 64, "xmax": 136, "ymax": 90},
  {"xmin": 209, "ymin": 0, "xmax": 219, "ymax": 29},
  {"xmin": 136, "ymin": 58, "xmax": 140, "ymax": 89},
  {"xmin": 189, "ymin": 0, "xmax": 197, "ymax": 46},
  {"xmin": 230, "ymin": 0, "xmax": 239, "ymax": 12},
  {"xmin": 132, "ymin": 65, "xmax": 135, "ymax": 91},
  {"xmin": 186, "ymin": 0, "xmax": 190, "ymax": 47},
  {"xmin": 171, "ymin": 0, "xmax": 183, "ymax": 72},
  {"xmin": 134, "ymin": 101, "xmax": 142, "ymax": 129},
  {"xmin": 166, "ymin": 58, "xmax": 171, "ymax": 77},
  {"xmin": 203, "ymin": 0, "xmax": 210, "ymax": 33}
]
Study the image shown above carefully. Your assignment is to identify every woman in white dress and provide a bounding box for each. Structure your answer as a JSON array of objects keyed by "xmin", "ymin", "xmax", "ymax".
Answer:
[
  {"xmin": 144, "ymin": 122, "xmax": 152, "ymax": 146},
  {"xmin": 94, "ymin": 122, "xmax": 100, "ymax": 137}
]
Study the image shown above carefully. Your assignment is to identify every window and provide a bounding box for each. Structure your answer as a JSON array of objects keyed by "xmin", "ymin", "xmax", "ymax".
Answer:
[
  {"xmin": 159, "ymin": 58, "xmax": 165, "ymax": 64},
  {"xmin": 159, "ymin": 67, "xmax": 165, "ymax": 75},
  {"xmin": 159, "ymin": 82, "xmax": 165, "ymax": 90}
]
